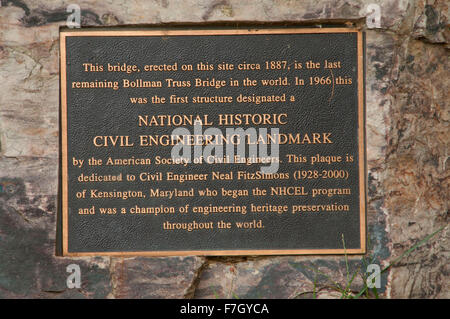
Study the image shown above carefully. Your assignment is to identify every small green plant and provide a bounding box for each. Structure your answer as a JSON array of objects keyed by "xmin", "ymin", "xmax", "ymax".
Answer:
[
  {"xmin": 210, "ymin": 286, "xmax": 241, "ymax": 299},
  {"xmin": 211, "ymin": 226, "xmax": 445, "ymax": 299},
  {"xmin": 211, "ymin": 287, "xmax": 220, "ymax": 299},
  {"xmin": 301, "ymin": 225, "xmax": 446, "ymax": 299},
  {"xmin": 354, "ymin": 225, "xmax": 446, "ymax": 299}
]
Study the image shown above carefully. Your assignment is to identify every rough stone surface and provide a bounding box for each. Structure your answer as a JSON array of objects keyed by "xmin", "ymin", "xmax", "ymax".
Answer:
[
  {"xmin": 383, "ymin": 36, "xmax": 449, "ymax": 299},
  {"xmin": 110, "ymin": 257, "xmax": 206, "ymax": 299},
  {"xmin": 411, "ymin": 0, "xmax": 449, "ymax": 45},
  {"xmin": 194, "ymin": 257, "xmax": 367, "ymax": 299},
  {"xmin": 0, "ymin": 0, "xmax": 448, "ymax": 298},
  {"xmin": 0, "ymin": 173, "xmax": 111, "ymax": 298}
]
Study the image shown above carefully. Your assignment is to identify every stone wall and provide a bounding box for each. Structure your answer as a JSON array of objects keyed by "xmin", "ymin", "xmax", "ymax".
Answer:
[{"xmin": 0, "ymin": 0, "xmax": 448, "ymax": 298}]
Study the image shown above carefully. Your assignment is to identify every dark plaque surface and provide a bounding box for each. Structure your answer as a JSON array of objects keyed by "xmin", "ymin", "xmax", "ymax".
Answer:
[{"xmin": 59, "ymin": 28, "xmax": 366, "ymax": 256}]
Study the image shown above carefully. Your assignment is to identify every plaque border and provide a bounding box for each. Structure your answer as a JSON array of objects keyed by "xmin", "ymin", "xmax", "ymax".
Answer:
[{"xmin": 59, "ymin": 28, "xmax": 366, "ymax": 256}]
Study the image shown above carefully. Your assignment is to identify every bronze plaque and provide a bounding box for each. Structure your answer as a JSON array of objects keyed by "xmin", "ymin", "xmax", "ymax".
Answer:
[{"xmin": 58, "ymin": 28, "xmax": 366, "ymax": 256}]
